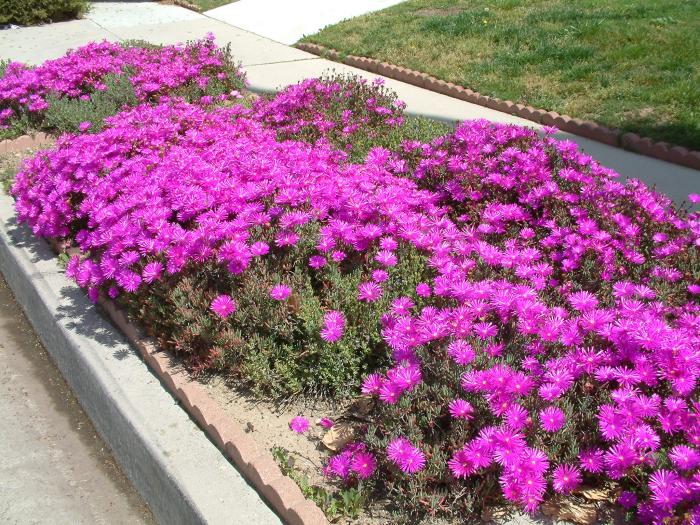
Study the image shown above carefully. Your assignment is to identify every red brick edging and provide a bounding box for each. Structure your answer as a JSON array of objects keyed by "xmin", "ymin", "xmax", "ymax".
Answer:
[
  {"xmin": 98, "ymin": 299, "xmax": 329, "ymax": 525},
  {"xmin": 45, "ymin": 239, "xmax": 329, "ymax": 524},
  {"xmin": 295, "ymin": 42, "xmax": 700, "ymax": 171}
]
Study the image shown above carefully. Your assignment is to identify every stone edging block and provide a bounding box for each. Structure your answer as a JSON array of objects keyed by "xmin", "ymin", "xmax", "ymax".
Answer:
[{"xmin": 295, "ymin": 43, "xmax": 700, "ymax": 171}]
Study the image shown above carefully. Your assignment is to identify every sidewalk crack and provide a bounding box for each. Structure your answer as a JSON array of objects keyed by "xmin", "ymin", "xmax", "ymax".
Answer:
[{"xmin": 242, "ymin": 57, "xmax": 322, "ymax": 68}]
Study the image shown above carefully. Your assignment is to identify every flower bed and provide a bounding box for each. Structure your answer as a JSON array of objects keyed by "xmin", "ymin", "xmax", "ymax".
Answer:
[
  {"xmin": 8, "ymin": 40, "xmax": 700, "ymax": 524},
  {"xmin": 0, "ymin": 35, "xmax": 245, "ymax": 138}
]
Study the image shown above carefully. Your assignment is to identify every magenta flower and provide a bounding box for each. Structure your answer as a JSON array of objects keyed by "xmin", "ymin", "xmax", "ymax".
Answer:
[
  {"xmin": 358, "ymin": 281, "xmax": 382, "ymax": 302},
  {"xmin": 375, "ymin": 250, "xmax": 397, "ymax": 267},
  {"xmin": 379, "ymin": 237, "xmax": 397, "ymax": 250},
  {"xmin": 390, "ymin": 296, "xmax": 414, "ymax": 317},
  {"xmin": 361, "ymin": 373, "xmax": 383, "ymax": 395},
  {"xmin": 308, "ymin": 255, "xmax": 326, "ymax": 269},
  {"xmin": 448, "ymin": 399, "xmax": 474, "ymax": 420},
  {"xmin": 318, "ymin": 417, "xmax": 334, "ymax": 429},
  {"xmin": 330, "ymin": 250, "xmax": 346, "ymax": 262},
  {"xmin": 505, "ymin": 404, "xmax": 529, "ymax": 430},
  {"xmin": 350, "ymin": 452, "xmax": 376, "ymax": 479},
  {"xmin": 618, "ymin": 491, "xmax": 637, "ymax": 509},
  {"xmin": 324, "ymin": 451, "xmax": 352, "ymax": 479},
  {"xmin": 250, "ymin": 241, "xmax": 269, "ymax": 256},
  {"xmin": 447, "ymin": 340, "xmax": 475, "ymax": 365},
  {"xmin": 648, "ymin": 469, "xmax": 682, "ymax": 510},
  {"xmin": 210, "ymin": 294, "xmax": 236, "ymax": 318},
  {"xmin": 320, "ymin": 310, "xmax": 345, "ymax": 342},
  {"xmin": 568, "ymin": 290, "xmax": 599, "ymax": 311},
  {"xmin": 579, "ymin": 448, "xmax": 604, "ymax": 473},
  {"xmin": 668, "ymin": 445, "xmax": 700, "ymax": 470},
  {"xmin": 371, "ymin": 269, "xmax": 389, "ymax": 282},
  {"xmin": 388, "ymin": 363, "xmax": 422, "ymax": 392},
  {"xmin": 270, "ymin": 284, "xmax": 291, "ymax": 301},
  {"xmin": 387, "ymin": 438, "xmax": 425, "ymax": 474},
  {"xmin": 289, "ymin": 416, "xmax": 310, "ymax": 434},
  {"xmin": 415, "ymin": 283, "xmax": 431, "ymax": 297},
  {"xmin": 539, "ymin": 406, "xmax": 566, "ymax": 432},
  {"xmin": 275, "ymin": 230, "xmax": 299, "ymax": 247},
  {"xmin": 448, "ymin": 447, "xmax": 475, "ymax": 478},
  {"xmin": 552, "ymin": 464, "xmax": 582, "ymax": 494},
  {"xmin": 142, "ymin": 261, "xmax": 163, "ymax": 283},
  {"xmin": 378, "ymin": 381, "xmax": 403, "ymax": 404}
]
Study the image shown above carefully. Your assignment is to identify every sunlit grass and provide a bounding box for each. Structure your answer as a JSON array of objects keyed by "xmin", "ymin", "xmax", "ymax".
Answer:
[{"xmin": 302, "ymin": 0, "xmax": 700, "ymax": 150}]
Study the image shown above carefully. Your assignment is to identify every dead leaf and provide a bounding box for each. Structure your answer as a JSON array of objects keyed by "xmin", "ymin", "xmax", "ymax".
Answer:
[
  {"xmin": 481, "ymin": 506, "xmax": 508, "ymax": 521},
  {"xmin": 576, "ymin": 486, "xmax": 613, "ymax": 502},
  {"xmin": 346, "ymin": 397, "xmax": 375, "ymax": 417},
  {"xmin": 541, "ymin": 497, "xmax": 598, "ymax": 525},
  {"xmin": 321, "ymin": 423, "xmax": 355, "ymax": 451}
]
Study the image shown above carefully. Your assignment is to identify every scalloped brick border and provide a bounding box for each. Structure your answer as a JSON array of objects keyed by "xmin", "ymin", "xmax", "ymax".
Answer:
[
  {"xmin": 296, "ymin": 42, "xmax": 700, "ymax": 171},
  {"xmin": 45, "ymin": 242, "xmax": 327, "ymax": 525},
  {"xmin": 0, "ymin": 132, "xmax": 52, "ymax": 154}
]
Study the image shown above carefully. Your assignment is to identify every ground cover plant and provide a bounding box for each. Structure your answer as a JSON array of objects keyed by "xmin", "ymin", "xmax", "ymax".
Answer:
[
  {"xmin": 0, "ymin": 35, "xmax": 245, "ymax": 139},
  {"xmin": 8, "ymin": 40, "xmax": 700, "ymax": 524},
  {"xmin": 301, "ymin": 0, "xmax": 700, "ymax": 151},
  {"xmin": 0, "ymin": 0, "xmax": 88, "ymax": 26}
]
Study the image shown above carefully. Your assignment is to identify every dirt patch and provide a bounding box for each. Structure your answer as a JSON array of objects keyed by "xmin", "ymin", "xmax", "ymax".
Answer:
[
  {"xmin": 415, "ymin": 7, "xmax": 465, "ymax": 17},
  {"xmin": 201, "ymin": 375, "xmax": 339, "ymax": 487}
]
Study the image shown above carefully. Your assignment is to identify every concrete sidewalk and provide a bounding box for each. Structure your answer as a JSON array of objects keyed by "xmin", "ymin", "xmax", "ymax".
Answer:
[
  {"xmin": 206, "ymin": 0, "xmax": 406, "ymax": 45},
  {"xmin": 0, "ymin": 274, "xmax": 154, "ymax": 524},
  {"xmin": 0, "ymin": 189, "xmax": 282, "ymax": 525},
  {"xmin": 0, "ymin": 1, "xmax": 697, "ymax": 202}
]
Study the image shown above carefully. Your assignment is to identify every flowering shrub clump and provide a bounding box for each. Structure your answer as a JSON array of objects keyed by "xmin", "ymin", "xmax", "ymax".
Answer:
[
  {"xmin": 0, "ymin": 35, "xmax": 245, "ymax": 136},
  {"xmin": 13, "ymin": 99, "xmax": 431, "ymax": 394},
  {"xmin": 251, "ymin": 74, "xmax": 406, "ymax": 160},
  {"xmin": 12, "ymin": 67, "xmax": 700, "ymax": 522}
]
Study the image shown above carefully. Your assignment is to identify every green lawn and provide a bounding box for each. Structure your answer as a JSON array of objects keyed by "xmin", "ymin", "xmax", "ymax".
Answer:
[{"xmin": 301, "ymin": 0, "xmax": 700, "ymax": 150}]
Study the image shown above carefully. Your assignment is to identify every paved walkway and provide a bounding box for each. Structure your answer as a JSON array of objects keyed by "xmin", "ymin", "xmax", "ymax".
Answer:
[
  {"xmin": 0, "ymin": 273, "xmax": 154, "ymax": 524},
  {"xmin": 206, "ymin": 0, "xmax": 406, "ymax": 45},
  {"xmin": 0, "ymin": 0, "xmax": 697, "ymax": 202}
]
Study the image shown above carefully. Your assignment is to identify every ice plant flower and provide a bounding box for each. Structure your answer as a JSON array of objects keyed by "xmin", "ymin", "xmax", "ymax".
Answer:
[
  {"xmin": 13, "ymin": 68, "xmax": 700, "ymax": 521},
  {"xmin": 387, "ymin": 438, "xmax": 426, "ymax": 474},
  {"xmin": 358, "ymin": 281, "xmax": 382, "ymax": 302},
  {"xmin": 270, "ymin": 284, "xmax": 291, "ymax": 301},
  {"xmin": 539, "ymin": 407, "xmax": 566, "ymax": 432},
  {"xmin": 289, "ymin": 416, "xmax": 310, "ymax": 434},
  {"xmin": 415, "ymin": 283, "xmax": 431, "ymax": 297},
  {"xmin": 552, "ymin": 464, "xmax": 582, "ymax": 494},
  {"xmin": 579, "ymin": 449, "xmax": 604, "ymax": 473},
  {"xmin": 448, "ymin": 399, "xmax": 474, "ymax": 420},
  {"xmin": 210, "ymin": 295, "xmax": 236, "ymax": 318},
  {"xmin": 320, "ymin": 310, "xmax": 345, "ymax": 342},
  {"xmin": 351, "ymin": 452, "xmax": 376, "ymax": 479},
  {"xmin": 318, "ymin": 417, "xmax": 334, "ymax": 429}
]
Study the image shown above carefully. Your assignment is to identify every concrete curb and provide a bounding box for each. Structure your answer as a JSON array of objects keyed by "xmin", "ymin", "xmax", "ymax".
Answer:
[
  {"xmin": 296, "ymin": 42, "xmax": 700, "ymax": 171},
  {"xmin": 0, "ymin": 188, "xmax": 294, "ymax": 525}
]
